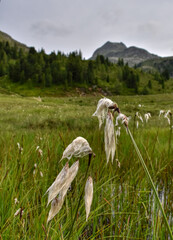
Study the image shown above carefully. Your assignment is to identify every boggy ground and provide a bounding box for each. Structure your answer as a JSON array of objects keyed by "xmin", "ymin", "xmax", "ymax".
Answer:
[{"xmin": 0, "ymin": 93, "xmax": 173, "ymax": 239}]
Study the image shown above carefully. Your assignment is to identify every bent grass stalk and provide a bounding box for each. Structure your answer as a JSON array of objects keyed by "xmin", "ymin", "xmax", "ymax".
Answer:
[
  {"xmin": 168, "ymin": 112, "xmax": 172, "ymax": 158},
  {"xmin": 127, "ymin": 127, "xmax": 173, "ymax": 239}
]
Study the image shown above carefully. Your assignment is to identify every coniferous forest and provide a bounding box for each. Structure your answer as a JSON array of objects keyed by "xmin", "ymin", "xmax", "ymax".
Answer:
[{"xmin": 0, "ymin": 41, "xmax": 171, "ymax": 96}]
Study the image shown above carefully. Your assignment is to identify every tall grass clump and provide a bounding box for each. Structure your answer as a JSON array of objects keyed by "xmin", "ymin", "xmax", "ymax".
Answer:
[
  {"xmin": 127, "ymin": 128, "xmax": 173, "ymax": 239},
  {"xmin": 92, "ymin": 96, "xmax": 173, "ymax": 239}
]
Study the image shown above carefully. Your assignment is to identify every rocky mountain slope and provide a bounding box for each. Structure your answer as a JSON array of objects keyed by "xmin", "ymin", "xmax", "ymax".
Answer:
[
  {"xmin": 137, "ymin": 56, "xmax": 173, "ymax": 77},
  {"xmin": 90, "ymin": 41, "xmax": 159, "ymax": 67}
]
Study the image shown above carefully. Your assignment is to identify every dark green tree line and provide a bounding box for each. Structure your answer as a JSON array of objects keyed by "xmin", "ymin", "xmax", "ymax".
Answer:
[{"xmin": 0, "ymin": 41, "xmax": 142, "ymax": 93}]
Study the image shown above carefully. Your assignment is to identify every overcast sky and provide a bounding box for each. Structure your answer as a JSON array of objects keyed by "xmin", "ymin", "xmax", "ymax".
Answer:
[{"xmin": 0, "ymin": 0, "xmax": 173, "ymax": 59}]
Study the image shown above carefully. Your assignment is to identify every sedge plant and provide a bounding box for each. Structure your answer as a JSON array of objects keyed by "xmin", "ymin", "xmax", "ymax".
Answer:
[
  {"xmin": 116, "ymin": 108, "xmax": 173, "ymax": 240},
  {"xmin": 44, "ymin": 136, "xmax": 95, "ymax": 239},
  {"xmin": 93, "ymin": 97, "xmax": 173, "ymax": 239}
]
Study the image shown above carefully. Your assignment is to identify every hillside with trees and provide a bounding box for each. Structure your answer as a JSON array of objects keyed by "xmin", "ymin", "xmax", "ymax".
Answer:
[{"xmin": 0, "ymin": 39, "xmax": 172, "ymax": 96}]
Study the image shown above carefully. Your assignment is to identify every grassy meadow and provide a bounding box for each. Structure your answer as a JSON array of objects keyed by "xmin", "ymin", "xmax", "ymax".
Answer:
[{"xmin": 0, "ymin": 93, "xmax": 173, "ymax": 239}]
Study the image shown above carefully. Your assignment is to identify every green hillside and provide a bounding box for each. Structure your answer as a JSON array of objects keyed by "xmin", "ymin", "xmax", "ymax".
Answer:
[
  {"xmin": 0, "ymin": 31, "xmax": 29, "ymax": 52},
  {"xmin": 0, "ymin": 32, "xmax": 173, "ymax": 96},
  {"xmin": 137, "ymin": 56, "xmax": 173, "ymax": 77}
]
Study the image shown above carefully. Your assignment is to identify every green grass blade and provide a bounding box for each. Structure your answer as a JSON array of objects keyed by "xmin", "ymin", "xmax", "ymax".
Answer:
[{"xmin": 127, "ymin": 127, "xmax": 173, "ymax": 240}]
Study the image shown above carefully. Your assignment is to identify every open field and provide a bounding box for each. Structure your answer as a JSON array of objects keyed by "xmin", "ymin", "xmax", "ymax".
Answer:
[{"xmin": 0, "ymin": 93, "xmax": 173, "ymax": 239}]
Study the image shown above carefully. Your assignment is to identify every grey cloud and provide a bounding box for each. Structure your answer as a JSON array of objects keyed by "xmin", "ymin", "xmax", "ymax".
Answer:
[
  {"xmin": 1, "ymin": 0, "xmax": 173, "ymax": 58},
  {"xmin": 31, "ymin": 20, "xmax": 73, "ymax": 38},
  {"xmin": 137, "ymin": 22, "xmax": 159, "ymax": 37},
  {"xmin": 95, "ymin": 2, "xmax": 122, "ymax": 29}
]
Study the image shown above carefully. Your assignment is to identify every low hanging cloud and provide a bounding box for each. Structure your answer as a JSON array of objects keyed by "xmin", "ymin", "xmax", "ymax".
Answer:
[
  {"xmin": 1, "ymin": 0, "xmax": 173, "ymax": 58},
  {"xmin": 137, "ymin": 22, "xmax": 159, "ymax": 37},
  {"xmin": 31, "ymin": 20, "xmax": 73, "ymax": 39}
]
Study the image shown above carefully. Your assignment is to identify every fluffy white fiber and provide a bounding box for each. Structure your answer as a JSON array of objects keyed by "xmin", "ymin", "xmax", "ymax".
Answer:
[
  {"xmin": 92, "ymin": 97, "xmax": 117, "ymax": 129},
  {"xmin": 104, "ymin": 113, "xmax": 116, "ymax": 164},
  {"xmin": 61, "ymin": 136, "xmax": 92, "ymax": 161},
  {"xmin": 85, "ymin": 176, "xmax": 93, "ymax": 221}
]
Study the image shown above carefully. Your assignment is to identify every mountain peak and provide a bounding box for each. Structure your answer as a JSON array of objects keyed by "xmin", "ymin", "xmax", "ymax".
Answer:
[
  {"xmin": 91, "ymin": 41, "xmax": 127, "ymax": 60},
  {"xmin": 103, "ymin": 41, "xmax": 127, "ymax": 49},
  {"xmin": 91, "ymin": 41, "xmax": 159, "ymax": 66}
]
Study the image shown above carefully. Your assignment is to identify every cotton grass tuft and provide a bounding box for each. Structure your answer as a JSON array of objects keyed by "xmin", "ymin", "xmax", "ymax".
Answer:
[
  {"xmin": 85, "ymin": 176, "xmax": 93, "ymax": 221},
  {"xmin": 46, "ymin": 161, "xmax": 79, "ymax": 223},
  {"xmin": 104, "ymin": 112, "xmax": 116, "ymax": 164},
  {"xmin": 60, "ymin": 136, "xmax": 93, "ymax": 161},
  {"xmin": 45, "ymin": 162, "xmax": 69, "ymax": 206},
  {"xmin": 92, "ymin": 97, "xmax": 118, "ymax": 128}
]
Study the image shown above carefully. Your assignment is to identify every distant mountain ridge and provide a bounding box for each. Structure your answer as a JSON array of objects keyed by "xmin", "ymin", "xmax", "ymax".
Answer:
[
  {"xmin": 0, "ymin": 30, "xmax": 29, "ymax": 52},
  {"xmin": 90, "ymin": 41, "xmax": 160, "ymax": 67},
  {"xmin": 1, "ymin": 30, "xmax": 173, "ymax": 77},
  {"xmin": 137, "ymin": 56, "xmax": 173, "ymax": 77}
]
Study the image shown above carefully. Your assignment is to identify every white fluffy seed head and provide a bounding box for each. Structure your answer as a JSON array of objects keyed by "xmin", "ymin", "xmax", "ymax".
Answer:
[
  {"xmin": 136, "ymin": 112, "xmax": 143, "ymax": 123},
  {"xmin": 159, "ymin": 110, "xmax": 171, "ymax": 125},
  {"xmin": 144, "ymin": 113, "xmax": 151, "ymax": 123},
  {"xmin": 104, "ymin": 113, "xmax": 116, "ymax": 164},
  {"xmin": 85, "ymin": 176, "xmax": 93, "ymax": 221},
  {"xmin": 60, "ymin": 160, "xmax": 79, "ymax": 199},
  {"xmin": 115, "ymin": 113, "xmax": 129, "ymax": 127},
  {"xmin": 47, "ymin": 161, "xmax": 79, "ymax": 223},
  {"xmin": 92, "ymin": 97, "xmax": 117, "ymax": 129},
  {"xmin": 159, "ymin": 110, "xmax": 165, "ymax": 117},
  {"xmin": 60, "ymin": 137, "xmax": 92, "ymax": 161},
  {"xmin": 45, "ymin": 162, "xmax": 69, "ymax": 206},
  {"xmin": 116, "ymin": 127, "xmax": 121, "ymax": 137},
  {"xmin": 47, "ymin": 197, "xmax": 64, "ymax": 223}
]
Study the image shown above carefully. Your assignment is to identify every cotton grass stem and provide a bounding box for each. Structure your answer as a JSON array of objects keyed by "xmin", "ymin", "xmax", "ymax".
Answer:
[
  {"xmin": 168, "ymin": 112, "xmax": 172, "ymax": 158},
  {"xmin": 127, "ymin": 127, "xmax": 173, "ymax": 239},
  {"xmin": 133, "ymin": 113, "xmax": 137, "ymax": 135}
]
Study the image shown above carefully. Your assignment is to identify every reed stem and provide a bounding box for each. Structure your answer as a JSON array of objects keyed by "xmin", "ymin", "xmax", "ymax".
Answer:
[
  {"xmin": 127, "ymin": 127, "xmax": 173, "ymax": 239},
  {"xmin": 168, "ymin": 112, "xmax": 172, "ymax": 158}
]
